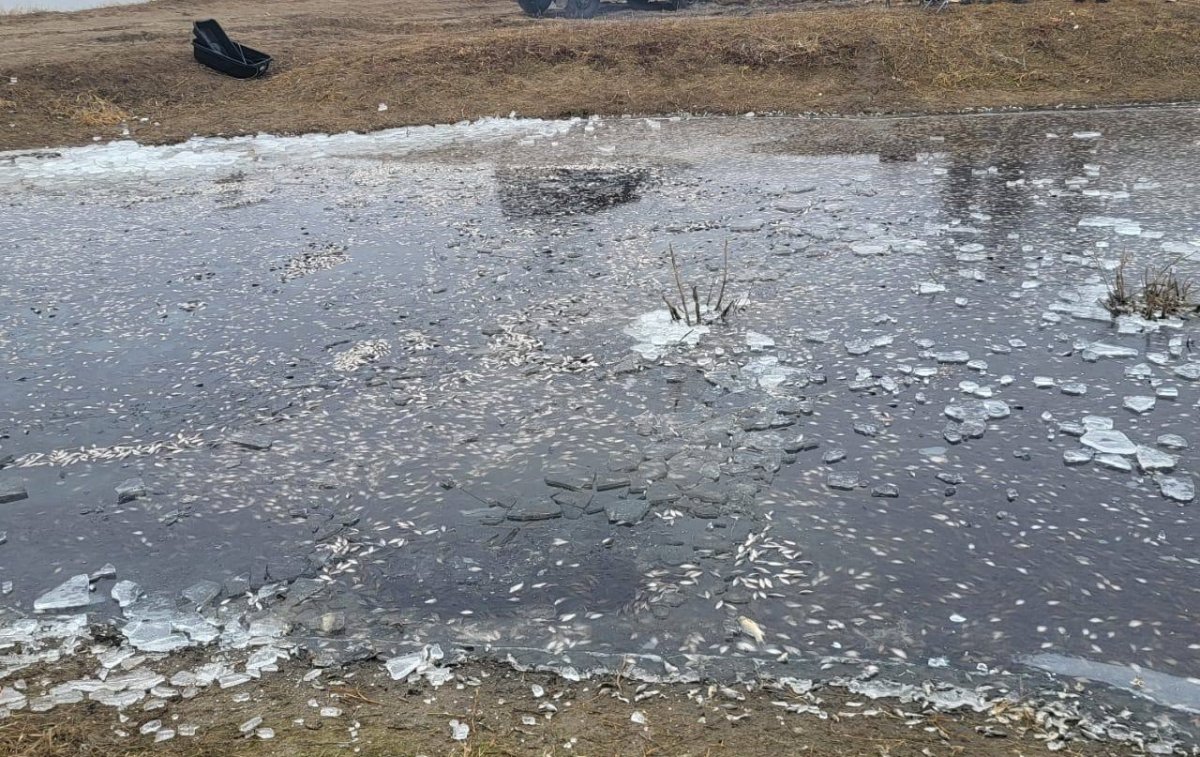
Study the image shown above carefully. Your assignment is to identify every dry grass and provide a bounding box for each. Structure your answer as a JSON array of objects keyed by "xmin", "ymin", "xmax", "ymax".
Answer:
[
  {"xmin": 1139, "ymin": 259, "xmax": 1197, "ymax": 319},
  {"xmin": 51, "ymin": 93, "xmax": 131, "ymax": 127},
  {"xmin": 1100, "ymin": 250, "xmax": 1197, "ymax": 320},
  {"xmin": 1, "ymin": 0, "xmax": 1199, "ymax": 149},
  {"xmin": 663, "ymin": 241, "xmax": 742, "ymax": 325}
]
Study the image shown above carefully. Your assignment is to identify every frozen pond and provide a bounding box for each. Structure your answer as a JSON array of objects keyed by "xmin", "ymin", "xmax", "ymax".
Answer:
[
  {"xmin": 1, "ymin": 109, "xmax": 1198, "ymax": 730},
  {"xmin": 0, "ymin": 0, "xmax": 145, "ymax": 12}
]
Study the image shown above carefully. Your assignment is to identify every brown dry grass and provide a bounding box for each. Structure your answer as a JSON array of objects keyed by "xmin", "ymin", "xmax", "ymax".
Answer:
[
  {"xmin": 0, "ymin": 0, "xmax": 1199, "ymax": 149},
  {"xmin": 1101, "ymin": 250, "xmax": 1199, "ymax": 320},
  {"xmin": 51, "ymin": 93, "xmax": 131, "ymax": 127}
]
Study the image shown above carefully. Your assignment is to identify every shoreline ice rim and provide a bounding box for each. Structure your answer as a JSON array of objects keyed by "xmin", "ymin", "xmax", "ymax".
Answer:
[{"xmin": 0, "ymin": 116, "xmax": 584, "ymax": 187}]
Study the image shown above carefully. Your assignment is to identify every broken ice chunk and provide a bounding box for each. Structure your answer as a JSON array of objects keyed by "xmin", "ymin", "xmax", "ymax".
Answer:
[
  {"xmin": 1123, "ymin": 396, "xmax": 1156, "ymax": 414},
  {"xmin": 123, "ymin": 620, "xmax": 190, "ymax": 653},
  {"xmin": 33, "ymin": 574, "xmax": 92, "ymax": 612},
  {"xmin": 1157, "ymin": 434, "xmax": 1188, "ymax": 450},
  {"xmin": 944, "ymin": 400, "xmax": 1010, "ymax": 423},
  {"xmin": 1063, "ymin": 449, "xmax": 1094, "ymax": 466},
  {"xmin": 385, "ymin": 651, "xmax": 425, "ymax": 681},
  {"xmin": 239, "ymin": 716, "xmax": 263, "ymax": 735},
  {"xmin": 1173, "ymin": 363, "xmax": 1200, "ymax": 381},
  {"xmin": 1081, "ymin": 342, "xmax": 1138, "ymax": 361},
  {"xmin": 1125, "ymin": 363, "xmax": 1153, "ymax": 380},
  {"xmin": 1157, "ymin": 475, "xmax": 1195, "ymax": 503},
  {"xmin": 111, "ymin": 580, "xmax": 143, "ymax": 608},
  {"xmin": 0, "ymin": 477, "xmax": 29, "ymax": 505},
  {"xmin": 1080, "ymin": 430, "xmax": 1137, "ymax": 456},
  {"xmin": 932, "ymin": 350, "xmax": 969, "ymax": 364},
  {"xmin": 181, "ymin": 580, "xmax": 222, "ymax": 608},
  {"xmin": 826, "ymin": 471, "xmax": 861, "ymax": 490},
  {"xmin": 1095, "ymin": 454, "xmax": 1132, "ymax": 472},
  {"xmin": 115, "ymin": 478, "xmax": 147, "ymax": 504},
  {"xmin": 1135, "ymin": 446, "xmax": 1176, "ymax": 472},
  {"xmin": 228, "ymin": 430, "xmax": 273, "ymax": 451},
  {"xmin": 745, "ymin": 331, "xmax": 775, "ymax": 351}
]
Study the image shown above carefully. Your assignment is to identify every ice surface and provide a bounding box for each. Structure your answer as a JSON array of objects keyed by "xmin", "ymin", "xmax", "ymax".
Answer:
[
  {"xmin": 1022, "ymin": 653, "xmax": 1200, "ymax": 713},
  {"xmin": 0, "ymin": 118, "xmax": 582, "ymax": 189},
  {"xmin": 624, "ymin": 310, "xmax": 709, "ymax": 360}
]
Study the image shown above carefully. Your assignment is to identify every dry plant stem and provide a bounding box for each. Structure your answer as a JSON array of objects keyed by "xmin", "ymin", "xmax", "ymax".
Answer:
[
  {"xmin": 716, "ymin": 240, "xmax": 730, "ymax": 313},
  {"xmin": 669, "ymin": 244, "xmax": 691, "ymax": 326},
  {"xmin": 662, "ymin": 294, "xmax": 682, "ymax": 322},
  {"xmin": 692, "ymin": 285, "xmax": 701, "ymax": 324}
]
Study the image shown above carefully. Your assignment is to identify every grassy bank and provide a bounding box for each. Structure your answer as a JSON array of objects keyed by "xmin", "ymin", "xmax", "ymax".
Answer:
[{"xmin": 1, "ymin": 0, "xmax": 1198, "ymax": 149}]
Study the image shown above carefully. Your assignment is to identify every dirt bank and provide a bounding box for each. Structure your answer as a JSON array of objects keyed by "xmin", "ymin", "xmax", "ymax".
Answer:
[
  {"xmin": 0, "ymin": 659, "xmax": 1143, "ymax": 757},
  {"xmin": 1, "ymin": 0, "xmax": 1199, "ymax": 150}
]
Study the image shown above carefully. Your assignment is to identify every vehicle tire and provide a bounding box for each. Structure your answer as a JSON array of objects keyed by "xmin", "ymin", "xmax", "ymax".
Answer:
[
  {"xmin": 563, "ymin": 0, "xmax": 600, "ymax": 18},
  {"xmin": 517, "ymin": 0, "xmax": 553, "ymax": 16}
]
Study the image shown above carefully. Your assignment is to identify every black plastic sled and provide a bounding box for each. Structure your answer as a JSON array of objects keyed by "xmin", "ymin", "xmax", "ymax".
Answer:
[{"xmin": 192, "ymin": 19, "xmax": 272, "ymax": 79}]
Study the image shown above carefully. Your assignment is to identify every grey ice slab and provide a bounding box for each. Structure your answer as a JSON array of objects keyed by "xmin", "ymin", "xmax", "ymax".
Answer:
[
  {"xmin": 1080, "ymin": 430, "xmax": 1137, "ymax": 456},
  {"xmin": 0, "ymin": 477, "xmax": 28, "ymax": 504},
  {"xmin": 33, "ymin": 574, "xmax": 93, "ymax": 612},
  {"xmin": 1022, "ymin": 653, "xmax": 1200, "ymax": 713},
  {"xmin": 1157, "ymin": 475, "xmax": 1195, "ymax": 503}
]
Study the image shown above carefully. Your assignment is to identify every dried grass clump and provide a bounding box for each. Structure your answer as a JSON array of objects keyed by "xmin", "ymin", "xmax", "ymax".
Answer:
[
  {"xmin": 56, "ymin": 93, "xmax": 130, "ymax": 127},
  {"xmin": 662, "ymin": 240, "xmax": 745, "ymax": 325},
  {"xmin": 1100, "ymin": 250, "xmax": 1197, "ymax": 320}
]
